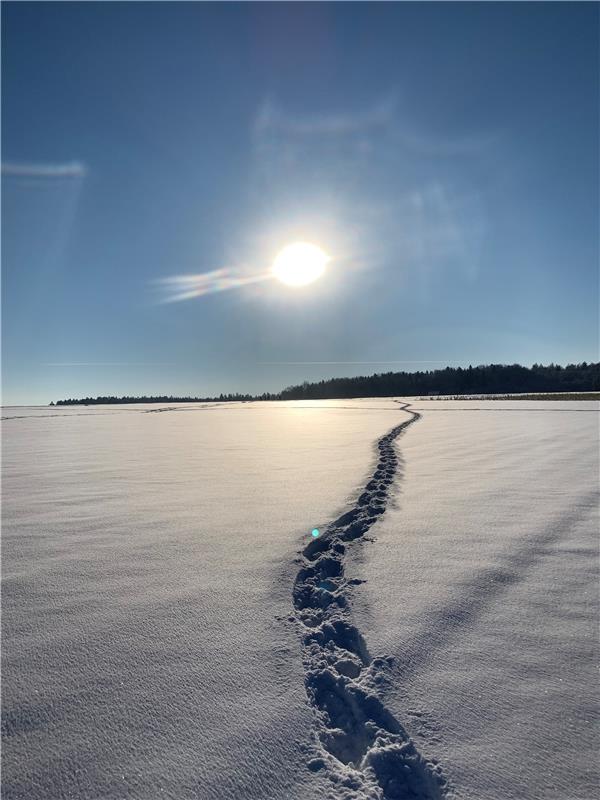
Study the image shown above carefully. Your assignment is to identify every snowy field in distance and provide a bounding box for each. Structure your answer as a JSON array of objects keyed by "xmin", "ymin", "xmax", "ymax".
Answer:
[{"xmin": 2, "ymin": 398, "xmax": 598, "ymax": 800}]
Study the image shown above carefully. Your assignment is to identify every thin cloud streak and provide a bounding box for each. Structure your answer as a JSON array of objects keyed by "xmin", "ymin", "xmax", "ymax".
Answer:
[
  {"xmin": 254, "ymin": 96, "xmax": 397, "ymax": 137},
  {"xmin": 2, "ymin": 161, "xmax": 87, "ymax": 178},
  {"xmin": 155, "ymin": 268, "xmax": 271, "ymax": 303}
]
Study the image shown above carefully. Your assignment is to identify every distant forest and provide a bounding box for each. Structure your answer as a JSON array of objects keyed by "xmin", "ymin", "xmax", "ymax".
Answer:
[
  {"xmin": 51, "ymin": 362, "xmax": 599, "ymax": 405},
  {"xmin": 279, "ymin": 362, "xmax": 599, "ymax": 400},
  {"xmin": 52, "ymin": 393, "xmax": 273, "ymax": 406}
]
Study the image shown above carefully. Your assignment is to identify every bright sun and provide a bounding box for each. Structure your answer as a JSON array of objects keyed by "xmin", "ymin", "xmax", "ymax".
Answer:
[{"xmin": 272, "ymin": 242, "xmax": 329, "ymax": 287}]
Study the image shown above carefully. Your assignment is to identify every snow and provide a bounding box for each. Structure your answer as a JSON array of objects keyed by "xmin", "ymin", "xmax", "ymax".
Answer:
[
  {"xmin": 348, "ymin": 400, "xmax": 599, "ymax": 800},
  {"xmin": 2, "ymin": 399, "xmax": 598, "ymax": 799},
  {"xmin": 2, "ymin": 400, "xmax": 402, "ymax": 800},
  {"xmin": 292, "ymin": 404, "xmax": 446, "ymax": 799}
]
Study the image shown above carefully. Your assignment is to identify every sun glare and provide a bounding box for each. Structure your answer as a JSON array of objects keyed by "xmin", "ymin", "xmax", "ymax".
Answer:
[{"xmin": 272, "ymin": 242, "xmax": 329, "ymax": 287}]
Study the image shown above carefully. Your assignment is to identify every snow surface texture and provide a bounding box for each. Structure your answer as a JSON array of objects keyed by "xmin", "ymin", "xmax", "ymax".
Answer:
[
  {"xmin": 2, "ymin": 400, "xmax": 405, "ymax": 800},
  {"xmin": 348, "ymin": 400, "xmax": 599, "ymax": 800},
  {"xmin": 2, "ymin": 399, "xmax": 598, "ymax": 799}
]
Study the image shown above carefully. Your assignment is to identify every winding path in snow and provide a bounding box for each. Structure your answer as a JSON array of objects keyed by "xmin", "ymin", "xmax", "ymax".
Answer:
[{"xmin": 293, "ymin": 402, "xmax": 448, "ymax": 800}]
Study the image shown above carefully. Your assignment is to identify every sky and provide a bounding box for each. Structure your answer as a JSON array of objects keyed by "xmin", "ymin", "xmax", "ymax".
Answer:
[{"xmin": 2, "ymin": 2, "xmax": 598, "ymax": 405}]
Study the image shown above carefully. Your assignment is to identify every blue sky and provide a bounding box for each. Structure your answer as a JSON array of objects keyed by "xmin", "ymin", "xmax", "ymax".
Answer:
[{"xmin": 2, "ymin": 2, "xmax": 598, "ymax": 404}]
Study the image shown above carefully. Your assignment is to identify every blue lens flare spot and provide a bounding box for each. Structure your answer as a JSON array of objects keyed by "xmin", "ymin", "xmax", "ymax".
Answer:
[{"xmin": 311, "ymin": 529, "xmax": 320, "ymax": 538}]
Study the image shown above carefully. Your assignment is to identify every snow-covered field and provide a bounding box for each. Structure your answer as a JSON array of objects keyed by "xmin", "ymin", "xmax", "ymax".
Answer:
[{"xmin": 2, "ymin": 399, "xmax": 598, "ymax": 799}]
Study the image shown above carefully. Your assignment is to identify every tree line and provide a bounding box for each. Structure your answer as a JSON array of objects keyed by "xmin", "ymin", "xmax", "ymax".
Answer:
[
  {"xmin": 52, "ymin": 392, "xmax": 278, "ymax": 406},
  {"xmin": 279, "ymin": 362, "xmax": 599, "ymax": 399},
  {"xmin": 50, "ymin": 362, "xmax": 598, "ymax": 405}
]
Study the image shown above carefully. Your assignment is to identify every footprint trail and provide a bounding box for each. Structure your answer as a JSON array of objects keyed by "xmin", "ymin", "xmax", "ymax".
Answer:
[{"xmin": 293, "ymin": 402, "xmax": 448, "ymax": 799}]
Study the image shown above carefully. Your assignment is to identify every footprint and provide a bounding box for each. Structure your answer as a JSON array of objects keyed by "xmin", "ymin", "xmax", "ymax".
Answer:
[{"xmin": 292, "ymin": 403, "xmax": 447, "ymax": 799}]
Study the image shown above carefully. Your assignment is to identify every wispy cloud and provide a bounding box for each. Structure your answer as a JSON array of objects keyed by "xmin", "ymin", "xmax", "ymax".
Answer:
[
  {"xmin": 2, "ymin": 161, "xmax": 87, "ymax": 179},
  {"xmin": 250, "ymin": 93, "xmax": 490, "ymax": 295},
  {"xmin": 254, "ymin": 96, "xmax": 397, "ymax": 137},
  {"xmin": 155, "ymin": 267, "xmax": 271, "ymax": 303},
  {"xmin": 397, "ymin": 182, "xmax": 485, "ymax": 284}
]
